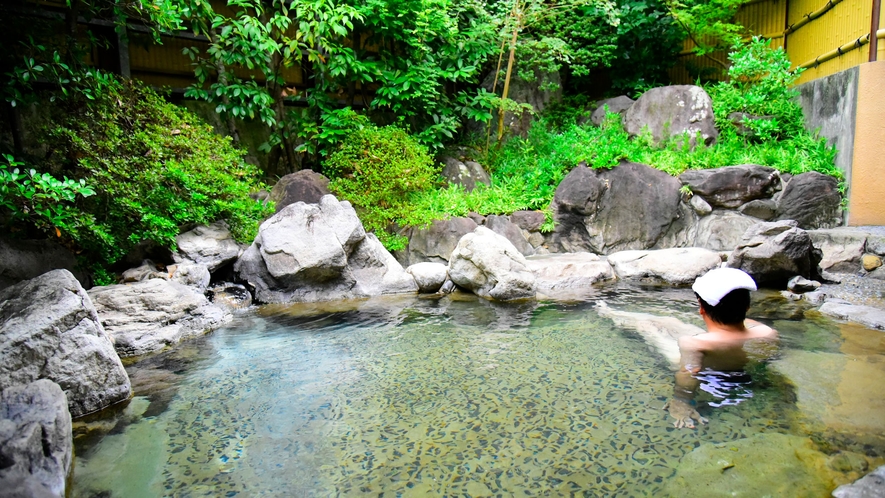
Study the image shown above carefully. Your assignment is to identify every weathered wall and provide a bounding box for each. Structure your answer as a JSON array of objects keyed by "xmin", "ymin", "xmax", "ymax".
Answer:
[
  {"xmin": 796, "ymin": 66, "xmax": 859, "ymax": 185},
  {"xmin": 847, "ymin": 61, "xmax": 885, "ymax": 226}
]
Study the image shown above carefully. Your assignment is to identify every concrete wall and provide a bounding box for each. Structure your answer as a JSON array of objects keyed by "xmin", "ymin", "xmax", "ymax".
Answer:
[
  {"xmin": 847, "ymin": 61, "xmax": 885, "ymax": 226},
  {"xmin": 796, "ymin": 67, "xmax": 859, "ymax": 187}
]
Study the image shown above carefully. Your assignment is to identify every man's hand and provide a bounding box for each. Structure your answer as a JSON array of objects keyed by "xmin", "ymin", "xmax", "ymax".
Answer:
[{"xmin": 663, "ymin": 398, "xmax": 708, "ymax": 429}]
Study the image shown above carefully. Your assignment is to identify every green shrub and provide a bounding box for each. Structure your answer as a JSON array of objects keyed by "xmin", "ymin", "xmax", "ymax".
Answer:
[
  {"xmin": 37, "ymin": 78, "xmax": 272, "ymax": 278},
  {"xmin": 324, "ymin": 125, "xmax": 440, "ymax": 251},
  {"xmin": 709, "ymin": 37, "xmax": 809, "ymax": 142},
  {"xmin": 1, "ymin": 154, "xmax": 96, "ymax": 236}
]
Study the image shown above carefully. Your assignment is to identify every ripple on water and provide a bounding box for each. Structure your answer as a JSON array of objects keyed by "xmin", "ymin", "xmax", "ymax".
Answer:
[{"xmin": 71, "ymin": 287, "xmax": 885, "ymax": 497}]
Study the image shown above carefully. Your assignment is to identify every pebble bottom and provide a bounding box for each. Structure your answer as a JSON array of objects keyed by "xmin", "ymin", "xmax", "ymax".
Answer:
[{"xmin": 70, "ymin": 289, "xmax": 873, "ymax": 497}]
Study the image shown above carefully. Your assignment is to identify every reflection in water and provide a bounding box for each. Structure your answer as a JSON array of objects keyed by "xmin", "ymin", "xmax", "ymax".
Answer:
[{"xmin": 71, "ymin": 284, "xmax": 885, "ymax": 497}]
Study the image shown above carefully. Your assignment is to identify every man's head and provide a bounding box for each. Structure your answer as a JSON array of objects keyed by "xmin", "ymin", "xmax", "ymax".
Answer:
[{"xmin": 691, "ymin": 268, "xmax": 757, "ymax": 325}]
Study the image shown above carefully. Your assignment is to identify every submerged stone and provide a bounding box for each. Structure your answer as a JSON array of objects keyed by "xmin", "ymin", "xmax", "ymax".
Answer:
[{"xmin": 665, "ymin": 433, "xmax": 836, "ymax": 497}]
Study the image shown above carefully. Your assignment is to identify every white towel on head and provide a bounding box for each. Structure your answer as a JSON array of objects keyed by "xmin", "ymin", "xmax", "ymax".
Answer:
[{"xmin": 691, "ymin": 268, "xmax": 757, "ymax": 306}]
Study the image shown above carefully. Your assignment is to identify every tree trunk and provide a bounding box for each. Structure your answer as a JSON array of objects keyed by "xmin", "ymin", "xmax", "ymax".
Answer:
[
  {"xmin": 7, "ymin": 102, "xmax": 23, "ymax": 158},
  {"xmin": 209, "ymin": 29, "xmax": 241, "ymax": 144},
  {"xmin": 497, "ymin": 7, "xmax": 520, "ymax": 142}
]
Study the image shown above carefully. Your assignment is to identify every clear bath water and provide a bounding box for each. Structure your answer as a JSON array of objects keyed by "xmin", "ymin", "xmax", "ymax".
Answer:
[{"xmin": 70, "ymin": 282, "xmax": 885, "ymax": 497}]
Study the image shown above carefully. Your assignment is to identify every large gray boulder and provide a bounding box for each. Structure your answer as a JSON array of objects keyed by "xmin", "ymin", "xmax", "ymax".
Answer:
[
  {"xmin": 510, "ymin": 210, "xmax": 546, "ymax": 232},
  {"xmin": 776, "ymin": 171, "xmax": 842, "ymax": 229},
  {"xmin": 808, "ymin": 228, "xmax": 867, "ymax": 273},
  {"xmin": 235, "ymin": 195, "xmax": 416, "ymax": 303},
  {"xmin": 395, "ymin": 217, "xmax": 479, "ymax": 266},
  {"xmin": 268, "ymin": 169, "xmax": 331, "ymax": 212},
  {"xmin": 623, "ymin": 85, "xmax": 718, "ymax": 147},
  {"xmin": 678, "ymin": 165, "xmax": 779, "ymax": 209},
  {"xmin": 448, "ymin": 227, "xmax": 536, "ymax": 301},
  {"xmin": 88, "ymin": 279, "xmax": 232, "ymax": 357},
  {"xmin": 833, "ymin": 465, "xmax": 885, "ymax": 498},
  {"xmin": 0, "ymin": 238, "xmax": 89, "ymax": 292},
  {"xmin": 0, "ymin": 270, "xmax": 131, "ymax": 418},
  {"xmin": 484, "ymin": 215, "xmax": 534, "ymax": 256},
  {"xmin": 0, "ymin": 380, "xmax": 71, "ymax": 498},
  {"xmin": 440, "ymin": 157, "xmax": 490, "ymax": 192},
  {"xmin": 174, "ymin": 221, "xmax": 242, "ymax": 272},
  {"xmin": 526, "ymin": 252, "xmax": 614, "ymax": 297},
  {"xmin": 727, "ymin": 220, "xmax": 822, "ymax": 286},
  {"xmin": 551, "ymin": 162, "xmax": 687, "ymax": 254},
  {"xmin": 607, "ymin": 248, "xmax": 722, "ymax": 285},
  {"xmin": 738, "ymin": 198, "xmax": 778, "ymax": 220},
  {"xmin": 590, "ymin": 95, "xmax": 635, "ymax": 126},
  {"xmin": 693, "ymin": 211, "xmax": 759, "ymax": 251}
]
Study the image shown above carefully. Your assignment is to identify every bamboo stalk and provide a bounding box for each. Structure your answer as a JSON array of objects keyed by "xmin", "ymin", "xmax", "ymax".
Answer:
[
  {"xmin": 497, "ymin": 0, "xmax": 521, "ymax": 142},
  {"xmin": 486, "ymin": 37, "xmax": 507, "ymax": 151},
  {"xmin": 871, "ymin": 0, "xmax": 882, "ymax": 62},
  {"xmin": 796, "ymin": 29, "xmax": 885, "ymax": 69}
]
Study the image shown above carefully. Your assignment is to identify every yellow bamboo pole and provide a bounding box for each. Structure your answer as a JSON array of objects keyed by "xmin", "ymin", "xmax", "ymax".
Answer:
[
  {"xmin": 497, "ymin": 0, "xmax": 521, "ymax": 142},
  {"xmin": 486, "ymin": 37, "xmax": 507, "ymax": 151},
  {"xmin": 796, "ymin": 29, "xmax": 885, "ymax": 69}
]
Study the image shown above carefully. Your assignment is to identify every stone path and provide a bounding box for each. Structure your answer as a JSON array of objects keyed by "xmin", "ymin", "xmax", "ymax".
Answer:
[{"xmin": 811, "ymin": 226, "xmax": 885, "ymax": 329}]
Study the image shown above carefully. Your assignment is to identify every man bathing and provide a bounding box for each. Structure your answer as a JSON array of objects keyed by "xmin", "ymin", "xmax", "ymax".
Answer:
[{"xmin": 664, "ymin": 267, "xmax": 778, "ymax": 428}]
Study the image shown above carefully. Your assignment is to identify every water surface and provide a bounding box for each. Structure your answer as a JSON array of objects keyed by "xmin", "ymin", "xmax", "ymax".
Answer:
[{"xmin": 71, "ymin": 283, "xmax": 885, "ymax": 496}]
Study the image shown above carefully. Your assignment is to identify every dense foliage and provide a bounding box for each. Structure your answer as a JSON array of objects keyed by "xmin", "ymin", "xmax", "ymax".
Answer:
[
  {"xmin": 2, "ymin": 1, "xmax": 841, "ymax": 258},
  {"xmin": 382, "ymin": 40, "xmax": 838, "ymax": 245},
  {"xmin": 0, "ymin": 79, "xmax": 272, "ymax": 282},
  {"xmin": 325, "ymin": 124, "xmax": 440, "ymax": 250},
  {"xmin": 709, "ymin": 37, "xmax": 808, "ymax": 141},
  {"xmin": 180, "ymin": 0, "xmax": 502, "ymax": 172}
]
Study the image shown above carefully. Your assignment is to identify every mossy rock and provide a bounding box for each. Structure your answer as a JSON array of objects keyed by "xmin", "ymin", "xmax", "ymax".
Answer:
[{"xmin": 665, "ymin": 433, "xmax": 836, "ymax": 497}]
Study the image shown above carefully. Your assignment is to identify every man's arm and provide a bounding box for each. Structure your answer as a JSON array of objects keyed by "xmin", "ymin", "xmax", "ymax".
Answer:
[{"xmin": 663, "ymin": 336, "xmax": 708, "ymax": 429}]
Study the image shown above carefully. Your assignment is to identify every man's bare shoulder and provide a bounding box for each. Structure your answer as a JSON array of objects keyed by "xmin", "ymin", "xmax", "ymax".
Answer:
[{"xmin": 745, "ymin": 319, "xmax": 778, "ymax": 340}]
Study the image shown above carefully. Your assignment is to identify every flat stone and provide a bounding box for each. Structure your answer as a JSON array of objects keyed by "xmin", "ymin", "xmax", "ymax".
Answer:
[
  {"xmin": 773, "ymin": 346, "xmax": 885, "ymax": 441},
  {"xmin": 88, "ymin": 279, "xmax": 232, "ymax": 357},
  {"xmin": 526, "ymin": 252, "xmax": 614, "ymax": 298},
  {"xmin": 818, "ymin": 302, "xmax": 885, "ymax": 330},
  {"xmin": 607, "ymin": 247, "xmax": 722, "ymax": 285}
]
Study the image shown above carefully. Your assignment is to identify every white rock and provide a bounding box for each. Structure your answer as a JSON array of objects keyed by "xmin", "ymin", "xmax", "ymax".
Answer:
[
  {"xmin": 448, "ymin": 227, "xmax": 536, "ymax": 301},
  {"xmin": 175, "ymin": 221, "xmax": 242, "ymax": 272},
  {"xmin": 526, "ymin": 252, "xmax": 614, "ymax": 297},
  {"xmin": 608, "ymin": 247, "xmax": 722, "ymax": 285},
  {"xmin": 406, "ymin": 262, "xmax": 449, "ymax": 293}
]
